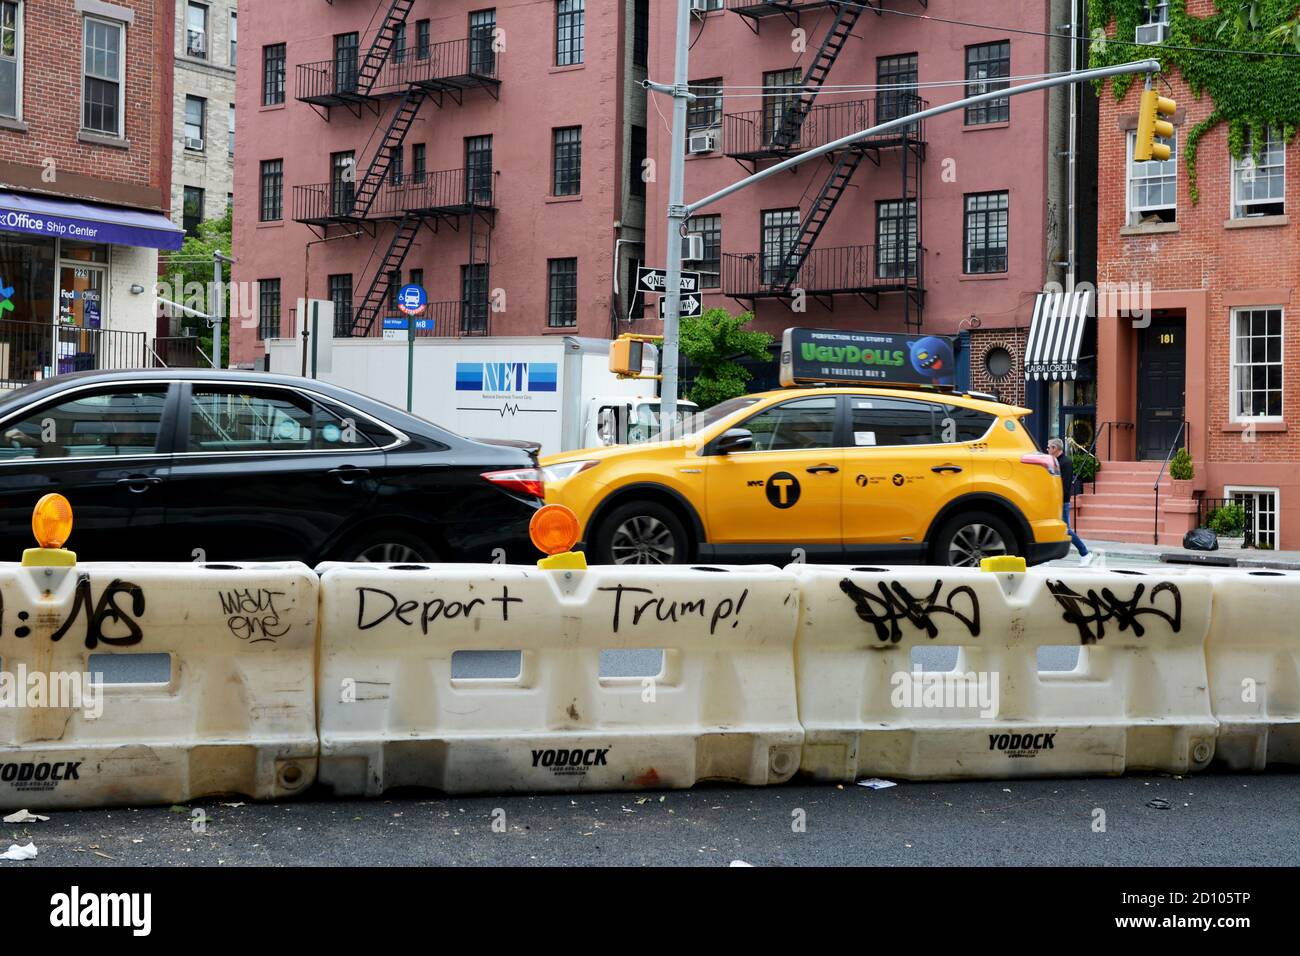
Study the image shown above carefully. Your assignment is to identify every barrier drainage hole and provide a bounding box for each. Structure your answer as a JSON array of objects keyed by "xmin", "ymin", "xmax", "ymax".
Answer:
[
  {"xmin": 279, "ymin": 765, "xmax": 305, "ymax": 788},
  {"xmin": 852, "ymin": 567, "xmax": 889, "ymax": 573},
  {"xmin": 203, "ymin": 564, "xmax": 241, "ymax": 571},
  {"xmin": 1249, "ymin": 571, "xmax": 1286, "ymax": 576},
  {"xmin": 391, "ymin": 565, "xmax": 430, "ymax": 571}
]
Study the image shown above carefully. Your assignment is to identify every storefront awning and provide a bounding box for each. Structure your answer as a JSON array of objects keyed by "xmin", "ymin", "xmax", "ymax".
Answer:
[
  {"xmin": 1024, "ymin": 289, "xmax": 1091, "ymax": 381},
  {"xmin": 0, "ymin": 191, "xmax": 185, "ymax": 251}
]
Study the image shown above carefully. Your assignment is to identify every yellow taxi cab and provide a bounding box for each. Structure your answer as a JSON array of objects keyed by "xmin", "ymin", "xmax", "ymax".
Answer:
[{"xmin": 536, "ymin": 385, "xmax": 1069, "ymax": 566}]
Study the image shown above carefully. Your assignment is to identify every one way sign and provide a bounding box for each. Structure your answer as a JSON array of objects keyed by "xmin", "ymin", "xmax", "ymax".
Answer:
[
  {"xmin": 638, "ymin": 267, "xmax": 701, "ymax": 294},
  {"xmin": 657, "ymin": 293, "xmax": 702, "ymax": 318}
]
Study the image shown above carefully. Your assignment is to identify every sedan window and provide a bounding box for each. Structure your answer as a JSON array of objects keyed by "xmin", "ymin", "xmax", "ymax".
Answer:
[
  {"xmin": 188, "ymin": 388, "xmax": 378, "ymax": 452},
  {"xmin": 0, "ymin": 388, "xmax": 168, "ymax": 461}
]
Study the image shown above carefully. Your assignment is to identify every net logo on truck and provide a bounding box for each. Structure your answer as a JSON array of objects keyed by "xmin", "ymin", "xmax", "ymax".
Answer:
[{"xmin": 456, "ymin": 362, "xmax": 558, "ymax": 394}]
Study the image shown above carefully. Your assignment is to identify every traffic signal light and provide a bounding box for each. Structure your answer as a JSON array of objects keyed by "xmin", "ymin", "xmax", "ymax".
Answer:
[
  {"xmin": 609, "ymin": 336, "xmax": 645, "ymax": 377},
  {"xmin": 1135, "ymin": 89, "xmax": 1176, "ymax": 162}
]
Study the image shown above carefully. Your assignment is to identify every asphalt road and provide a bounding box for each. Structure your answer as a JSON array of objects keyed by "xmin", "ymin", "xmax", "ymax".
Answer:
[{"xmin": 5, "ymin": 771, "xmax": 1296, "ymax": 867}]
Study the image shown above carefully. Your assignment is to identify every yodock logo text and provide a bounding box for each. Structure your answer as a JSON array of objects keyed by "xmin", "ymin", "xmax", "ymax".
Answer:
[
  {"xmin": 50, "ymin": 886, "xmax": 152, "ymax": 936},
  {"xmin": 0, "ymin": 666, "xmax": 103, "ymax": 720},
  {"xmin": 531, "ymin": 747, "xmax": 610, "ymax": 777},
  {"xmin": 890, "ymin": 668, "xmax": 999, "ymax": 719}
]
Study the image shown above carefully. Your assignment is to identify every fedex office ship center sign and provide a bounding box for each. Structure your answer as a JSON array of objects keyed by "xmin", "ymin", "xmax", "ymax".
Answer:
[
  {"xmin": 2, "ymin": 211, "xmax": 101, "ymax": 241},
  {"xmin": 456, "ymin": 361, "xmax": 559, "ymax": 417}
]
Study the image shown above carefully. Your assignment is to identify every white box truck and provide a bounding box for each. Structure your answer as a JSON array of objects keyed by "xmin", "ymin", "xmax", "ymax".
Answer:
[{"xmin": 266, "ymin": 334, "xmax": 695, "ymax": 456}]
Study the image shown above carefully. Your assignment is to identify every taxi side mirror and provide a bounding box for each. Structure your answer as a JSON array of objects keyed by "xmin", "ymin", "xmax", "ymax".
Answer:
[{"xmin": 713, "ymin": 428, "xmax": 754, "ymax": 455}]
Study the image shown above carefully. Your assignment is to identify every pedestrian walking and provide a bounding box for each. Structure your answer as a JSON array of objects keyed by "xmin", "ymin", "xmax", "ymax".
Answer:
[{"xmin": 1048, "ymin": 438, "xmax": 1093, "ymax": 565}]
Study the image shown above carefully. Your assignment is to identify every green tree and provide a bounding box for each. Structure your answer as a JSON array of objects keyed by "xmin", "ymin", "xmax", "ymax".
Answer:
[
  {"xmin": 679, "ymin": 308, "xmax": 774, "ymax": 408},
  {"xmin": 158, "ymin": 207, "xmax": 232, "ymax": 362}
]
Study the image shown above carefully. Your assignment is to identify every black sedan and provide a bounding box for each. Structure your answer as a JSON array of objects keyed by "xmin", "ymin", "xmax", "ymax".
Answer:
[{"xmin": 0, "ymin": 369, "xmax": 545, "ymax": 564}]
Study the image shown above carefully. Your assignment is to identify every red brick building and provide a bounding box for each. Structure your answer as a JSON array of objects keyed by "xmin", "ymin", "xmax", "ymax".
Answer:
[
  {"xmin": 0, "ymin": 0, "xmax": 181, "ymax": 385},
  {"xmin": 1084, "ymin": 0, "xmax": 1298, "ymax": 549}
]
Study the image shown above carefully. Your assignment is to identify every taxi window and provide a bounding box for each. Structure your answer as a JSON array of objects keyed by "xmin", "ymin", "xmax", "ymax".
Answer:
[
  {"xmin": 849, "ymin": 397, "xmax": 935, "ymax": 447},
  {"xmin": 741, "ymin": 397, "xmax": 837, "ymax": 451},
  {"xmin": 942, "ymin": 404, "xmax": 997, "ymax": 442}
]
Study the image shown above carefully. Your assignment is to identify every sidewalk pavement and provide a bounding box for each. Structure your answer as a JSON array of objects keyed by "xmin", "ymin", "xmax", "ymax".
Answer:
[{"xmin": 1082, "ymin": 539, "xmax": 1300, "ymax": 571}]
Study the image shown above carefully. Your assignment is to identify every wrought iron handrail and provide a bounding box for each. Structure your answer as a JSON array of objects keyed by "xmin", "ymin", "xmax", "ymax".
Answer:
[{"xmin": 1152, "ymin": 419, "xmax": 1190, "ymax": 545}]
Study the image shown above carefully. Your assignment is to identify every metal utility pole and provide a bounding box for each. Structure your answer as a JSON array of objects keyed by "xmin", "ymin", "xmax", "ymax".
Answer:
[
  {"xmin": 656, "ymin": 0, "xmax": 694, "ymax": 422},
  {"xmin": 212, "ymin": 250, "xmax": 231, "ymax": 370}
]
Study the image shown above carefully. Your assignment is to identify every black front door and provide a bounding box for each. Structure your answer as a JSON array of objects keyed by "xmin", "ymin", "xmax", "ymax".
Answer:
[{"xmin": 1137, "ymin": 317, "xmax": 1186, "ymax": 460}]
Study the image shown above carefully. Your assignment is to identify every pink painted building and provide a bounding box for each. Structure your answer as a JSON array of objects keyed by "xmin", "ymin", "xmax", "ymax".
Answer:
[
  {"xmin": 640, "ymin": 0, "xmax": 1078, "ymax": 414},
  {"xmin": 231, "ymin": 0, "xmax": 650, "ymax": 365}
]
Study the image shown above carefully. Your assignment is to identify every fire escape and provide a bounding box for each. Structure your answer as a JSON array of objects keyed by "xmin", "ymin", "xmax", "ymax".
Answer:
[
  {"xmin": 720, "ymin": 0, "xmax": 927, "ymax": 330},
  {"xmin": 293, "ymin": 1, "xmax": 500, "ymax": 338}
]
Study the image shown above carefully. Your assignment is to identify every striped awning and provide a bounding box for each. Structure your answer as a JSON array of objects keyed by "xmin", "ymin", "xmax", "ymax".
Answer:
[{"xmin": 1024, "ymin": 289, "xmax": 1091, "ymax": 380}]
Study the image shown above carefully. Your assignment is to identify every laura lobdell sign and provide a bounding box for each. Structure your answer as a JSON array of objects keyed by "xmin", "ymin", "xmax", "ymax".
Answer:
[{"xmin": 780, "ymin": 327, "xmax": 957, "ymax": 388}]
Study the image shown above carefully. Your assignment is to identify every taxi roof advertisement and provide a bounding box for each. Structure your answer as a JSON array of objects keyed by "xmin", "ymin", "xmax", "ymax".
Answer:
[{"xmin": 780, "ymin": 327, "xmax": 958, "ymax": 389}]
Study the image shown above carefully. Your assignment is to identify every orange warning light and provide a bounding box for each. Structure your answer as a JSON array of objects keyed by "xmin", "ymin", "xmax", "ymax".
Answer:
[
  {"xmin": 32, "ymin": 494, "xmax": 74, "ymax": 550},
  {"xmin": 529, "ymin": 504, "xmax": 581, "ymax": 556}
]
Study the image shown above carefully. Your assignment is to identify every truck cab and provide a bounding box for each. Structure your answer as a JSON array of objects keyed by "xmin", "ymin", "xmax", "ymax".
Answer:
[{"xmin": 586, "ymin": 397, "xmax": 700, "ymax": 448}]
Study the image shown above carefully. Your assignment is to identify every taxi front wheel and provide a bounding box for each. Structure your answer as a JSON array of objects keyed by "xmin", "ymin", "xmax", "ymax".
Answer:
[
  {"xmin": 932, "ymin": 511, "xmax": 1018, "ymax": 568},
  {"xmin": 593, "ymin": 501, "xmax": 690, "ymax": 565}
]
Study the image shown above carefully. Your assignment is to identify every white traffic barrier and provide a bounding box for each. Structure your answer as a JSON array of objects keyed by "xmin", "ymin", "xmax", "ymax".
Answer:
[
  {"xmin": 1205, "ymin": 568, "xmax": 1300, "ymax": 769},
  {"xmin": 316, "ymin": 563, "xmax": 802, "ymax": 795},
  {"xmin": 0, "ymin": 562, "xmax": 318, "ymax": 809},
  {"xmin": 792, "ymin": 564, "xmax": 1218, "ymax": 781}
]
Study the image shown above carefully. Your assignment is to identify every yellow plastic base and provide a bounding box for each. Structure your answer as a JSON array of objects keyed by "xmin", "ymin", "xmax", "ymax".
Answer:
[
  {"xmin": 537, "ymin": 551, "xmax": 587, "ymax": 571},
  {"xmin": 22, "ymin": 547, "xmax": 77, "ymax": 567},
  {"xmin": 980, "ymin": 555, "xmax": 1026, "ymax": 573}
]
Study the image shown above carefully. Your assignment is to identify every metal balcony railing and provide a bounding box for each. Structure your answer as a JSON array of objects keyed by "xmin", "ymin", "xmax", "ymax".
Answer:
[
  {"xmin": 722, "ymin": 244, "xmax": 924, "ymax": 299},
  {"xmin": 722, "ymin": 95, "xmax": 926, "ymax": 160},
  {"xmin": 725, "ymin": 0, "xmax": 841, "ymax": 16},
  {"xmin": 354, "ymin": 300, "xmax": 492, "ymax": 339},
  {"xmin": 0, "ymin": 321, "xmax": 149, "ymax": 388},
  {"xmin": 296, "ymin": 37, "xmax": 501, "ymax": 106},
  {"xmin": 294, "ymin": 167, "xmax": 496, "ymax": 225}
]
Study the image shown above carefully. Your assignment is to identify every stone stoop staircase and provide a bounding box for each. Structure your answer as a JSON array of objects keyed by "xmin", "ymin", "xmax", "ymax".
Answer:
[{"xmin": 1073, "ymin": 461, "xmax": 1186, "ymax": 547}]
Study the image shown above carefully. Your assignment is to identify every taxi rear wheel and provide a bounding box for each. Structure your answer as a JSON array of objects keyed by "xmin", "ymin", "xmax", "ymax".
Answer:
[
  {"xmin": 932, "ymin": 511, "xmax": 1017, "ymax": 568},
  {"xmin": 593, "ymin": 501, "xmax": 689, "ymax": 565}
]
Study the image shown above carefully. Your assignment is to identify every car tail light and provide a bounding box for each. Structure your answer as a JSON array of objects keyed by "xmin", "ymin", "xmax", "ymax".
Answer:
[
  {"xmin": 482, "ymin": 468, "xmax": 545, "ymax": 499},
  {"xmin": 1020, "ymin": 453, "xmax": 1057, "ymax": 474}
]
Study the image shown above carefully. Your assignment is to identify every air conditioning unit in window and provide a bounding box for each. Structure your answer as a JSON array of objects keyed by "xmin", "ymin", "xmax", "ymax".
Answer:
[
  {"xmin": 688, "ymin": 129, "xmax": 718, "ymax": 154},
  {"xmin": 185, "ymin": 136, "xmax": 205, "ymax": 151},
  {"xmin": 187, "ymin": 32, "xmax": 206, "ymax": 56},
  {"xmin": 1135, "ymin": 21, "xmax": 1166, "ymax": 44},
  {"xmin": 690, "ymin": 0, "xmax": 711, "ymax": 14},
  {"xmin": 681, "ymin": 233, "xmax": 704, "ymax": 262}
]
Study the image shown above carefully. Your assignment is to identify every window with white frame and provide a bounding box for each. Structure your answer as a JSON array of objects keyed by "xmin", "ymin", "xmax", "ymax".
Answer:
[
  {"xmin": 1127, "ymin": 129, "xmax": 1177, "ymax": 223},
  {"xmin": 1136, "ymin": 1, "xmax": 1168, "ymax": 44},
  {"xmin": 1226, "ymin": 486, "xmax": 1279, "ymax": 550},
  {"xmin": 0, "ymin": 1, "xmax": 22, "ymax": 120},
  {"xmin": 83, "ymin": 16, "xmax": 124, "ymax": 137},
  {"xmin": 1231, "ymin": 307, "xmax": 1283, "ymax": 420},
  {"xmin": 227, "ymin": 103, "xmax": 235, "ymax": 156},
  {"xmin": 186, "ymin": 2, "xmax": 207, "ymax": 59},
  {"xmin": 1232, "ymin": 126, "xmax": 1285, "ymax": 218},
  {"xmin": 184, "ymin": 96, "xmax": 205, "ymax": 150},
  {"xmin": 228, "ymin": 11, "xmax": 236, "ymax": 66}
]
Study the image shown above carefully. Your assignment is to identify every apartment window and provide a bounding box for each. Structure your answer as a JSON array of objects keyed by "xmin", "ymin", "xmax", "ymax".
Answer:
[
  {"xmin": 629, "ymin": 124, "xmax": 646, "ymax": 198},
  {"xmin": 228, "ymin": 103, "xmax": 235, "ymax": 155},
  {"xmin": 392, "ymin": 22, "xmax": 406, "ymax": 65},
  {"xmin": 876, "ymin": 199, "xmax": 918, "ymax": 279},
  {"xmin": 416, "ymin": 19, "xmax": 430, "ymax": 60},
  {"xmin": 877, "ymin": 53, "xmax": 918, "ymax": 123},
  {"xmin": 259, "ymin": 159, "xmax": 283, "ymax": 221},
  {"xmin": 82, "ymin": 16, "xmax": 124, "ymax": 136},
  {"xmin": 556, "ymin": 0, "xmax": 584, "ymax": 67},
  {"xmin": 963, "ymin": 191, "xmax": 1008, "ymax": 274},
  {"xmin": 761, "ymin": 208, "xmax": 800, "ymax": 286},
  {"xmin": 0, "ymin": 1, "xmax": 23, "ymax": 121},
  {"xmin": 548, "ymin": 258, "xmax": 578, "ymax": 327},
  {"xmin": 184, "ymin": 96, "xmax": 205, "ymax": 150},
  {"xmin": 687, "ymin": 77, "xmax": 723, "ymax": 137},
  {"xmin": 1136, "ymin": 1, "xmax": 1169, "ymax": 43},
  {"xmin": 965, "ymin": 41, "xmax": 1010, "ymax": 125},
  {"xmin": 257, "ymin": 279, "xmax": 281, "ymax": 341},
  {"xmin": 229, "ymin": 11, "xmax": 236, "ymax": 66},
  {"xmin": 462, "ymin": 264, "xmax": 489, "ymax": 333},
  {"xmin": 329, "ymin": 274, "xmax": 353, "ymax": 336},
  {"xmin": 466, "ymin": 135, "xmax": 493, "ymax": 204},
  {"xmin": 1231, "ymin": 307, "xmax": 1283, "ymax": 420},
  {"xmin": 1226, "ymin": 487, "xmax": 1278, "ymax": 549},
  {"xmin": 226, "ymin": 192, "xmax": 233, "ymax": 211},
  {"xmin": 386, "ymin": 269, "xmax": 401, "ymax": 311},
  {"xmin": 263, "ymin": 43, "xmax": 286, "ymax": 106},
  {"xmin": 553, "ymin": 126, "xmax": 582, "ymax": 196},
  {"xmin": 186, "ymin": 2, "xmax": 207, "ymax": 59},
  {"xmin": 334, "ymin": 32, "xmax": 359, "ymax": 94},
  {"xmin": 469, "ymin": 9, "xmax": 497, "ymax": 75},
  {"xmin": 1127, "ymin": 129, "xmax": 1177, "ymax": 223},
  {"xmin": 632, "ymin": 0, "xmax": 649, "ymax": 68},
  {"xmin": 183, "ymin": 186, "xmax": 205, "ymax": 237},
  {"xmin": 331, "ymin": 151, "xmax": 356, "ymax": 217},
  {"xmin": 1232, "ymin": 126, "xmax": 1285, "ymax": 218},
  {"xmin": 409, "ymin": 268, "xmax": 424, "ymax": 292},
  {"xmin": 688, "ymin": 214, "xmax": 721, "ymax": 289},
  {"xmin": 412, "ymin": 143, "xmax": 427, "ymax": 183},
  {"xmin": 763, "ymin": 68, "xmax": 802, "ymax": 146},
  {"xmin": 389, "ymin": 145, "xmax": 404, "ymax": 185}
]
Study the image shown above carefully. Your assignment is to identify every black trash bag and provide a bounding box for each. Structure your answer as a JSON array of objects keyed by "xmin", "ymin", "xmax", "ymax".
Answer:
[{"xmin": 1183, "ymin": 528, "xmax": 1218, "ymax": 551}]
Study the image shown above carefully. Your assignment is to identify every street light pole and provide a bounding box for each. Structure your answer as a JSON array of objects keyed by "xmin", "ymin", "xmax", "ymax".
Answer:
[{"xmin": 658, "ymin": 0, "xmax": 694, "ymax": 423}]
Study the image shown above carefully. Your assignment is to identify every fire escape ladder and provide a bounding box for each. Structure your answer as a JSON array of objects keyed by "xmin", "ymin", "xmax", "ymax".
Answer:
[
  {"xmin": 351, "ymin": 214, "xmax": 422, "ymax": 337},
  {"xmin": 771, "ymin": 1, "xmax": 863, "ymax": 149},
  {"xmin": 351, "ymin": 86, "xmax": 426, "ymax": 218},
  {"xmin": 775, "ymin": 148, "xmax": 866, "ymax": 293},
  {"xmin": 356, "ymin": 0, "xmax": 415, "ymax": 95}
]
